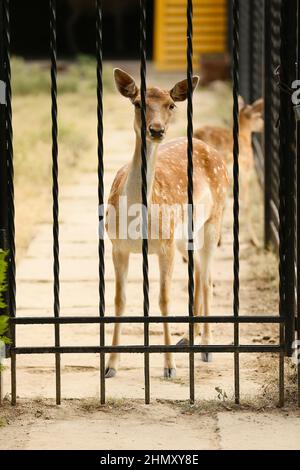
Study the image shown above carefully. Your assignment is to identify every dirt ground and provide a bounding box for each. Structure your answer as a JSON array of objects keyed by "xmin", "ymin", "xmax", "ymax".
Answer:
[{"xmin": 0, "ymin": 61, "xmax": 299, "ymax": 450}]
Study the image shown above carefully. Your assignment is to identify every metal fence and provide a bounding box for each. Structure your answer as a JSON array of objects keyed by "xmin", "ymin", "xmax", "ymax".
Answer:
[
  {"xmin": 239, "ymin": 0, "xmax": 288, "ymax": 253},
  {"xmin": 239, "ymin": 0, "xmax": 298, "ymax": 352},
  {"xmin": 0, "ymin": 0, "xmax": 298, "ymax": 407}
]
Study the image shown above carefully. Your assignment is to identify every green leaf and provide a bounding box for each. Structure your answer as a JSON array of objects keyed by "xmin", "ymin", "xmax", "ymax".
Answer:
[
  {"xmin": 0, "ymin": 315, "xmax": 9, "ymax": 336},
  {"xmin": 0, "ymin": 250, "xmax": 9, "ymax": 345}
]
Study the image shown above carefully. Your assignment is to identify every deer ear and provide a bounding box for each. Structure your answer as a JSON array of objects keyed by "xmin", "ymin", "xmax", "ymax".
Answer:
[
  {"xmin": 114, "ymin": 68, "xmax": 139, "ymax": 101},
  {"xmin": 238, "ymin": 95, "xmax": 246, "ymax": 111},
  {"xmin": 251, "ymin": 97, "xmax": 264, "ymax": 114},
  {"xmin": 170, "ymin": 76, "xmax": 199, "ymax": 102}
]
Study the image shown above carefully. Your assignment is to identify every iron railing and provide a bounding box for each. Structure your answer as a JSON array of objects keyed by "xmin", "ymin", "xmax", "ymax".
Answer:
[{"xmin": 0, "ymin": 0, "xmax": 298, "ymax": 408}]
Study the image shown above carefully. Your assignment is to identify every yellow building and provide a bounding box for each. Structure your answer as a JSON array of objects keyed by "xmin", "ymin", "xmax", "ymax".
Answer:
[{"xmin": 154, "ymin": 0, "xmax": 228, "ymax": 71}]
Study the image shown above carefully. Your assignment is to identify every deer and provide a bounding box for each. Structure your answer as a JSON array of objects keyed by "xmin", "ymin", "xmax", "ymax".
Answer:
[
  {"xmin": 194, "ymin": 97, "xmax": 264, "ymax": 247},
  {"xmin": 104, "ymin": 69, "xmax": 229, "ymax": 379}
]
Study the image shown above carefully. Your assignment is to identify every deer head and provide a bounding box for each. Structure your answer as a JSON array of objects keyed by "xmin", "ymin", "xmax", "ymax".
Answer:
[
  {"xmin": 239, "ymin": 96, "xmax": 264, "ymax": 133},
  {"xmin": 114, "ymin": 68, "xmax": 199, "ymax": 143}
]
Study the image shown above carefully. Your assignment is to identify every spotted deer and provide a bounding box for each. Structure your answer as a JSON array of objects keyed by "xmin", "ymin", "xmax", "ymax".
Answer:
[
  {"xmin": 105, "ymin": 69, "xmax": 229, "ymax": 379},
  {"xmin": 194, "ymin": 97, "xmax": 263, "ymax": 246}
]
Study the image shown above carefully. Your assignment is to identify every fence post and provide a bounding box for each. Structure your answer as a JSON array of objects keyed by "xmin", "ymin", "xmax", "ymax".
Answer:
[
  {"xmin": 238, "ymin": 0, "xmax": 251, "ymax": 102},
  {"xmin": 297, "ymin": 0, "xmax": 300, "ymax": 407},
  {"xmin": 0, "ymin": 0, "xmax": 8, "ymax": 237},
  {"xmin": 0, "ymin": 3, "xmax": 9, "ymax": 307},
  {"xmin": 264, "ymin": 0, "xmax": 272, "ymax": 248},
  {"xmin": 279, "ymin": 0, "xmax": 297, "ymax": 357},
  {"xmin": 0, "ymin": 0, "xmax": 9, "ymax": 404}
]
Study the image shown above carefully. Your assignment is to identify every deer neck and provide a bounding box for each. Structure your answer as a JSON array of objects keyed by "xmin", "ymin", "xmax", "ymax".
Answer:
[
  {"xmin": 239, "ymin": 119, "xmax": 253, "ymax": 148},
  {"xmin": 123, "ymin": 135, "xmax": 159, "ymax": 206},
  {"xmin": 237, "ymin": 123, "xmax": 253, "ymax": 156}
]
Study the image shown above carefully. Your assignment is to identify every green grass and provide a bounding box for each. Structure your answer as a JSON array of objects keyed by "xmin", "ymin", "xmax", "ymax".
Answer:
[{"xmin": 11, "ymin": 55, "xmax": 114, "ymax": 96}]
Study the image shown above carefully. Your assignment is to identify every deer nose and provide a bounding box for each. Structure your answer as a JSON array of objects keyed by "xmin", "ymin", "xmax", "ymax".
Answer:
[{"xmin": 149, "ymin": 125, "xmax": 165, "ymax": 139}]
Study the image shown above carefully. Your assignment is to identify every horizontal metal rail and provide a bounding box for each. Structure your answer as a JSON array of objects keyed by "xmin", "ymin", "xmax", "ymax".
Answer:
[
  {"xmin": 12, "ymin": 345, "xmax": 283, "ymax": 355},
  {"xmin": 10, "ymin": 315, "xmax": 284, "ymax": 325}
]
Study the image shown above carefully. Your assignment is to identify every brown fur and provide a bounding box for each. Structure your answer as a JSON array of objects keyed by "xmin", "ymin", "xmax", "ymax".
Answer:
[{"xmin": 194, "ymin": 98, "xmax": 264, "ymax": 246}]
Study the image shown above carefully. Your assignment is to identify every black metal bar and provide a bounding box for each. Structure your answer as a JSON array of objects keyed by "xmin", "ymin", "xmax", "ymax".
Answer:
[
  {"xmin": 249, "ymin": 0, "xmax": 254, "ymax": 103},
  {"xmin": 3, "ymin": 0, "xmax": 16, "ymax": 405},
  {"xmin": 251, "ymin": 0, "xmax": 264, "ymax": 103},
  {"xmin": 297, "ymin": 0, "xmax": 300, "ymax": 408},
  {"xmin": 279, "ymin": 0, "xmax": 297, "ymax": 361},
  {"xmin": 0, "ymin": 1, "xmax": 9, "ymax": 362},
  {"xmin": 283, "ymin": 1, "xmax": 297, "ymax": 359},
  {"xmin": 268, "ymin": 0, "xmax": 281, "ymax": 253},
  {"xmin": 238, "ymin": 0, "xmax": 251, "ymax": 103},
  {"xmin": 140, "ymin": 0, "xmax": 150, "ymax": 405},
  {"xmin": 96, "ymin": 0, "xmax": 105, "ymax": 406},
  {"xmin": 10, "ymin": 315, "xmax": 284, "ymax": 325},
  {"xmin": 232, "ymin": 0, "xmax": 240, "ymax": 405},
  {"xmin": 50, "ymin": 0, "xmax": 61, "ymax": 405},
  {"xmin": 250, "ymin": 0, "xmax": 264, "ymax": 186},
  {"xmin": 187, "ymin": 0, "xmax": 195, "ymax": 405},
  {"xmin": 279, "ymin": 323, "xmax": 285, "ymax": 407},
  {"xmin": 0, "ymin": 0, "xmax": 8, "ymax": 234},
  {"xmin": 264, "ymin": 0, "xmax": 273, "ymax": 248},
  {"xmin": 12, "ymin": 345, "xmax": 283, "ymax": 355}
]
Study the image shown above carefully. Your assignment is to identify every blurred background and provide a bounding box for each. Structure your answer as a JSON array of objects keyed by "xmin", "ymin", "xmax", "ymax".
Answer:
[
  {"xmin": 10, "ymin": 0, "xmax": 235, "ymax": 257},
  {"xmin": 10, "ymin": 0, "xmax": 230, "ymax": 77}
]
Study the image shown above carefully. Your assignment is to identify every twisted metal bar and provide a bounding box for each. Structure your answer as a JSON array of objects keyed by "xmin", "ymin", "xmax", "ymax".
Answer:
[
  {"xmin": 0, "ymin": 1, "xmax": 8, "ymax": 234},
  {"xmin": 3, "ymin": 0, "xmax": 16, "ymax": 405},
  {"xmin": 278, "ymin": 0, "xmax": 298, "ymax": 406},
  {"xmin": 297, "ymin": 0, "xmax": 300, "ymax": 410},
  {"xmin": 140, "ymin": 0, "xmax": 150, "ymax": 404},
  {"xmin": 279, "ymin": 0, "xmax": 296, "ymax": 359},
  {"xmin": 270, "ymin": 0, "xmax": 284, "ymax": 407},
  {"xmin": 232, "ymin": 0, "xmax": 240, "ymax": 405},
  {"xmin": 50, "ymin": 0, "xmax": 61, "ymax": 405},
  {"xmin": 96, "ymin": 0, "xmax": 105, "ymax": 405},
  {"xmin": 187, "ymin": 0, "xmax": 195, "ymax": 404}
]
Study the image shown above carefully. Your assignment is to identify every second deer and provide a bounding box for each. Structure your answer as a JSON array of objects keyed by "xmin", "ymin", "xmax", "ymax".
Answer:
[{"xmin": 194, "ymin": 97, "xmax": 263, "ymax": 246}]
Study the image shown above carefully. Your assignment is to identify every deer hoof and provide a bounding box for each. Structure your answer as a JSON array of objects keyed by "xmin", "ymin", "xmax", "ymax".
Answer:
[
  {"xmin": 176, "ymin": 337, "xmax": 189, "ymax": 347},
  {"xmin": 105, "ymin": 367, "xmax": 117, "ymax": 378},
  {"xmin": 201, "ymin": 352, "xmax": 213, "ymax": 363},
  {"xmin": 164, "ymin": 367, "xmax": 176, "ymax": 379}
]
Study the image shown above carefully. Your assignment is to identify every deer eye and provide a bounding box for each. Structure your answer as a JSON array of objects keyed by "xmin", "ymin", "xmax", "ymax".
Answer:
[
  {"xmin": 169, "ymin": 103, "xmax": 175, "ymax": 110},
  {"xmin": 134, "ymin": 102, "xmax": 141, "ymax": 109}
]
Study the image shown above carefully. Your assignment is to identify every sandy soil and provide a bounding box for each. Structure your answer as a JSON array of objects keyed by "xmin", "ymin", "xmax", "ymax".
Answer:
[{"xmin": 0, "ymin": 63, "xmax": 299, "ymax": 450}]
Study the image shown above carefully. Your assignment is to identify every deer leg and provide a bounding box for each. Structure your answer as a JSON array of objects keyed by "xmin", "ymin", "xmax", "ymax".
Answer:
[
  {"xmin": 158, "ymin": 247, "xmax": 176, "ymax": 378},
  {"xmin": 177, "ymin": 258, "xmax": 202, "ymax": 347},
  {"xmin": 199, "ymin": 223, "xmax": 216, "ymax": 362},
  {"xmin": 105, "ymin": 248, "xmax": 129, "ymax": 378},
  {"xmin": 242, "ymin": 173, "xmax": 260, "ymax": 247},
  {"xmin": 194, "ymin": 262, "xmax": 203, "ymax": 338}
]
